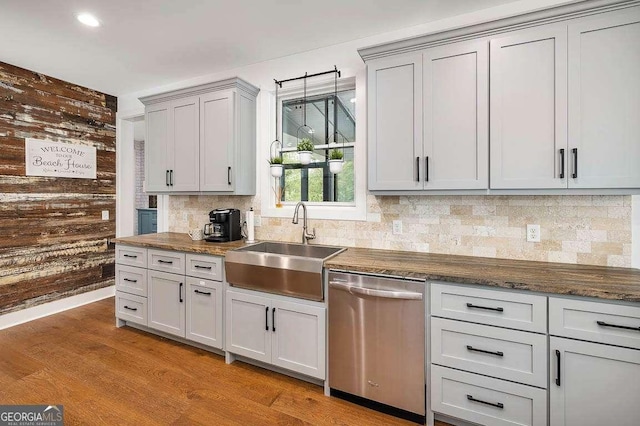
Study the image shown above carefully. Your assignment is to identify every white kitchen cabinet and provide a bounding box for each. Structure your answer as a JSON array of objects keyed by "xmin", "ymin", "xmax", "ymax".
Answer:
[
  {"xmin": 490, "ymin": 25, "xmax": 568, "ymax": 189},
  {"xmin": 199, "ymin": 90, "xmax": 235, "ymax": 192},
  {"xmin": 168, "ymin": 96, "xmax": 200, "ymax": 191},
  {"xmin": 225, "ymin": 290, "xmax": 326, "ymax": 379},
  {"xmin": 550, "ymin": 336, "xmax": 640, "ymax": 426},
  {"xmin": 186, "ymin": 277, "xmax": 223, "ymax": 349},
  {"xmin": 226, "ymin": 291, "xmax": 271, "ymax": 363},
  {"xmin": 271, "ymin": 298, "xmax": 326, "ymax": 379},
  {"xmin": 144, "ymin": 101, "xmax": 171, "ymax": 193},
  {"xmin": 140, "ymin": 77, "xmax": 258, "ymax": 195},
  {"xmin": 145, "ymin": 96, "xmax": 199, "ymax": 193},
  {"xmin": 423, "ymin": 40, "xmax": 488, "ymax": 190},
  {"xmin": 367, "ymin": 53, "xmax": 423, "ymax": 191},
  {"xmin": 147, "ymin": 269, "xmax": 186, "ymax": 338},
  {"xmin": 567, "ymin": 7, "xmax": 640, "ymax": 188}
]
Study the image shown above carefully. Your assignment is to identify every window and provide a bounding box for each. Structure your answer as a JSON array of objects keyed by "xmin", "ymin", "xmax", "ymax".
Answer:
[{"xmin": 279, "ymin": 87, "xmax": 355, "ymax": 204}]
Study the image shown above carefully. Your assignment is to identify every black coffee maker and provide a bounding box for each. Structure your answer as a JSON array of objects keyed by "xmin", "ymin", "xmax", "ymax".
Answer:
[{"xmin": 204, "ymin": 208, "xmax": 242, "ymax": 242}]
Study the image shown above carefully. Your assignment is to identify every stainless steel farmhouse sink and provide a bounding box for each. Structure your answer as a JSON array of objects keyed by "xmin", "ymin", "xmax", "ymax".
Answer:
[{"xmin": 225, "ymin": 242, "xmax": 346, "ymax": 301}]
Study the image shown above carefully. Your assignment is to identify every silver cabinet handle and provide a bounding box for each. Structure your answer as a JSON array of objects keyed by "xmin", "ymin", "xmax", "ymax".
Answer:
[{"xmin": 329, "ymin": 281, "xmax": 423, "ymax": 300}]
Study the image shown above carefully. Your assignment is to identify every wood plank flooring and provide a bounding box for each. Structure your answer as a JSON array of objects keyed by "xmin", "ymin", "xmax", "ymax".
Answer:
[{"xmin": 0, "ymin": 298, "xmax": 450, "ymax": 425}]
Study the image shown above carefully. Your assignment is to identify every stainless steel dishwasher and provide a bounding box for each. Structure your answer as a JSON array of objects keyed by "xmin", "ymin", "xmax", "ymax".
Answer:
[{"xmin": 328, "ymin": 271, "xmax": 426, "ymax": 423}]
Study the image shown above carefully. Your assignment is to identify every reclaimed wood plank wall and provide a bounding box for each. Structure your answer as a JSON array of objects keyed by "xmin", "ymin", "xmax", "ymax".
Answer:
[{"xmin": 0, "ymin": 61, "xmax": 117, "ymax": 315}]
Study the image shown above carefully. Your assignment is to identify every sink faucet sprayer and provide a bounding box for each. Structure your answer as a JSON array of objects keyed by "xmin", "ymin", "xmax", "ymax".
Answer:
[{"xmin": 292, "ymin": 202, "xmax": 316, "ymax": 244}]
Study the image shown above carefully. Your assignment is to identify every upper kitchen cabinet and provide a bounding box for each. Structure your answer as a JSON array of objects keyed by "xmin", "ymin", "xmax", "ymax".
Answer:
[
  {"xmin": 567, "ymin": 7, "xmax": 640, "ymax": 189},
  {"xmin": 423, "ymin": 40, "xmax": 488, "ymax": 190},
  {"xmin": 489, "ymin": 25, "xmax": 568, "ymax": 189},
  {"xmin": 367, "ymin": 53, "xmax": 423, "ymax": 191},
  {"xmin": 140, "ymin": 77, "xmax": 259, "ymax": 195},
  {"xmin": 359, "ymin": 1, "xmax": 640, "ymax": 194},
  {"xmin": 367, "ymin": 39, "xmax": 488, "ymax": 192}
]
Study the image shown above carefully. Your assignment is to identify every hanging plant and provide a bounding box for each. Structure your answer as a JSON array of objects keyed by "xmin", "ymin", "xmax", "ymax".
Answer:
[
  {"xmin": 268, "ymin": 156, "xmax": 283, "ymax": 177},
  {"xmin": 297, "ymin": 138, "xmax": 314, "ymax": 165},
  {"xmin": 328, "ymin": 149, "xmax": 344, "ymax": 174}
]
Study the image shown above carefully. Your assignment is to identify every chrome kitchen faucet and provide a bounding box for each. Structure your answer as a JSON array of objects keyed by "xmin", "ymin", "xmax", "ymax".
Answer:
[{"xmin": 292, "ymin": 202, "xmax": 316, "ymax": 244}]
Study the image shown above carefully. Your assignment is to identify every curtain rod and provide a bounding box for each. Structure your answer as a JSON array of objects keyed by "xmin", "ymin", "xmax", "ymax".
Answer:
[{"xmin": 274, "ymin": 65, "xmax": 341, "ymax": 88}]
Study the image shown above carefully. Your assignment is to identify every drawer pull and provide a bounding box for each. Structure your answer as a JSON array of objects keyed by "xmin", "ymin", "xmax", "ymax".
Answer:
[
  {"xmin": 179, "ymin": 283, "xmax": 183, "ymax": 303},
  {"xmin": 123, "ymin": 305, "xmax": 138, "ymax": 312},
  {"xmin": 467, "ymin": 395, "xmax": 503, "ymax": 409},
  {"xmin": 265, "ymin": 306, "xmax": 269, "ymax": 331},
  {"xmin": 194, "ymin": 265, "xmax": 212, "ymax": 270},
  {"xmin": 123, "ymin": 278, "xmax": 138, "ymax": 283},
  {"xmin": 158, "ymin": 259, "xmax": 174, "ymax": 265},
  {"xmin": 466, "ymin": 303, "xmax": 504, "ymax": 312},
  {"xmin": 466, "ymin": 345, "xmax": 504, "ymax": 357},
  {"xmin": 123, "ymin": 254, "xmax": 138, "ymax": 259},
  {"xmin": 596, "ymin": 320, "xmax": 640, "ymax": 332},
  {"xmin": 555, "ymin": 349, "xmax": 561, "ymax": 386},
  {"xmin": 194, "ymin": 289, "xmax": 211, "ymax": 296}
]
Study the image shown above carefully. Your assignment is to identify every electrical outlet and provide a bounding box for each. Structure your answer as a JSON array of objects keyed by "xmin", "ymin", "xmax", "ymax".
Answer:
[
  {"xmin": 392, "ymin": 220, "xmax": 402, "ymax": 235},
  {"xmin": 102, "ymin": 210, "xmax": 109, "ymax": 220},
  {"xmin": 254, "ymin": 215, "xmax": 261, "ymax": 227},
  {"xmin": 527, "ymin": 224, "xmax": 541, "ymax": 242}
]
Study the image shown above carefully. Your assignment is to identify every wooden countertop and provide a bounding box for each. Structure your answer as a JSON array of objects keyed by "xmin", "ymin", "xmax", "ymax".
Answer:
[
  {"xmin": 113, "ymin": 233, "xmax": 640, "ymax": 302},
  {"xmin": 113, "ymin": 232, "xmax": 250, "ymax": 256},
  {"xmin": 325, "ymin": 247, "xmax": 640, "ymax": 303}
]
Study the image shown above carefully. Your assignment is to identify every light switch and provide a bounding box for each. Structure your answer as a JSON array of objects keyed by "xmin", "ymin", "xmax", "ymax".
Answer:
[{"xmin": 102, "ymin": 210, "xmax": 109, "ymax": 220}]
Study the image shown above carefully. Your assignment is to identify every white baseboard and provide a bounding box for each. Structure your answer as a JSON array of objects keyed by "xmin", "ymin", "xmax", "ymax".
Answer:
[{"xmin": 0, "ymin": 285, "xmax": 115, "ymax": 330}]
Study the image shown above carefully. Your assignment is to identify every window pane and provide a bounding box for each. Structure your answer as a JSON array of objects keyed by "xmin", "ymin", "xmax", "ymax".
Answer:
[{"xmin": 279, "ymin": 87, "xmax": 355, "ymax": 203}]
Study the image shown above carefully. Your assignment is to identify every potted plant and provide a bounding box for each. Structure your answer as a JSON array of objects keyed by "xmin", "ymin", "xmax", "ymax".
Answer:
[
  {"xmin": 297, "ymin": 138, "xmax": 314, "ymax": 165},
  {"xmin": 268, "ymin": 156, "xmax": 283, "ymax": 177},
  {"xmin": 328, "ymin": 149, "xmax": 344, "ymax": 174}
]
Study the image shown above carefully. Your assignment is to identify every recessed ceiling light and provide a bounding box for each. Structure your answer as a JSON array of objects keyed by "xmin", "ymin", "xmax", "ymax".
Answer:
[
  {"xmin": 77, "ymin": 13, "xmax": 100, "ymax": 27},
  {"xmin": 350, "ymin": 98, "xmax": 356, "ymax": 103}
]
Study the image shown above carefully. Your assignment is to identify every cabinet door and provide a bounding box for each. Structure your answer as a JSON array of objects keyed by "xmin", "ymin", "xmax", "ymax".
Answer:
[
  {"xmin": 490, "ymin": 26, "xmax": 568, "ymax": 189},
  {"xmin": 550, "ymin": 337, "xmax": 640, "ymax": 426},
  {"xmin": 145, "ymin": 101, "xmax": 171, "ymax": 192},
  {"xmin": 186, "ymin": 277, "xmax": 223, "ymax": 349},
  {"xmin": 568, "ymin": 8, "xmax": 640, "ymax": 188},
  {"xmin": 423, "ymin": 40, "xmax": 488, "ymax": 189},
  {"xmin": 147, "ymin": 270, "xmax": 185, "ymax": 337},
  {"xmin": 200, "ymin": 90, "xmax": 235, "ymax": 192},
  {"xmin": 225, "ymin": 290, "xmax": 271, "ymax": 363},
  {"xmin": 271, "ymin": 299, "xmax": 326, "ymax": 379},
  {"xmin": 367, "ymin": 53, "xmax": 423, "ymax": 190},
  {"xmin": 169, "ymin": 96, "xmax": 200, "ymax": 191}
]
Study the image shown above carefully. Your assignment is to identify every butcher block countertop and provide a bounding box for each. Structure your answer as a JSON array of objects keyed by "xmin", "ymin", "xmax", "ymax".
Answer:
[
  {"xmin": 324, "ymin": 247, "xmax": 640, "ymax": 303},
  {"xmin": 114, "ymin": 232, "xmax": 249, "ymax": 256},
  {"xmin": 114, "ymin": 233, "xmax": 640, "ymax": 302}
]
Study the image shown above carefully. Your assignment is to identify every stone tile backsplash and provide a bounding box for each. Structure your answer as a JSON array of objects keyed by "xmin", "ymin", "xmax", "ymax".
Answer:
[{"xmin": 169, "ymin": 195, "xmax": 632, "ymax": 268}]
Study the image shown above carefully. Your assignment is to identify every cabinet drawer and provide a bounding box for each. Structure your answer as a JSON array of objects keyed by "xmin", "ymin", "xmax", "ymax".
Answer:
[
  {"xmin": 116, "ymin": 245, "xmax": 147, "ymax": 268},
  {"xmin": 186, "ymin": 253, "xmax": 223, "ymax": 281},
  {"xmin": 148, "ymin": 249, "xmax": 185, "ymax": 274},
  {"xmin": 431, "ymin": 365, "xmax": 547, "ymax": 426},
  {"xmin": 550, "ymin": 297, "xmax": 640, "ymax": 349},
  {"xmin": 432, "ymin": 317, "xmax": 547, "ymax": 388},
  {"xmin": 431, "ymin": 282, "xmax": 547, "ymax": 333},
  {"xmin": 115, "ymin": 291, "xmax": 147, "ymax": 326},
  {"xmin": 115, "ymin": 264, "xmax": 147, "ymax": 297}
]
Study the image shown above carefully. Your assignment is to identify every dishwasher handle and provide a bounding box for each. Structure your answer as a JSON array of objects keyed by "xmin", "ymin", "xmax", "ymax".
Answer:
[{"xmin": 329, "ymin": 280, "xmax": 423, "ymax": 300}]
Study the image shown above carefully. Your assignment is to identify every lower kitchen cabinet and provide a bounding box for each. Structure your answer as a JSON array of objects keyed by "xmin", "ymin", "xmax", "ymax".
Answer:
[
  {"xmin": 186, "ymin": 277, "xmax": 223, "ymax": 349},
  {"xmin": 226, "ymin": 290, "xmax": 326, "ymax": 379},
  {"xmin": 549, "ymin": 336, "xmax": 640, "ymax": 426},
  {"xmin": 148, "ymin": 270, "xmax": 186, "ymax": 337}
]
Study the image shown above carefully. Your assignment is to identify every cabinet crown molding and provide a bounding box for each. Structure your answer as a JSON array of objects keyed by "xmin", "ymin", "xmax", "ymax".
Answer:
[
  {"xmin": 139, "ymin": 77, "xmax": 260, "ymax": 105},
  {"xmin": 358, "ymin": 0, "xmax": 640, "ymax": 61}
]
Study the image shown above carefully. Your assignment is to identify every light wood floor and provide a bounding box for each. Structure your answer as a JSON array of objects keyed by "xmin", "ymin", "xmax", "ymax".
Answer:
[{"xmin": 0, "ymin": 298, "xmax": 450, "ymax": 425}]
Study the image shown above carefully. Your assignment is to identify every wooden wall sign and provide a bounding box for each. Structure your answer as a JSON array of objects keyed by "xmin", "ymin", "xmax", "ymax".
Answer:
[{"xmin": 25, "ymin": 138, "xmax": 97, "ymax": 179}]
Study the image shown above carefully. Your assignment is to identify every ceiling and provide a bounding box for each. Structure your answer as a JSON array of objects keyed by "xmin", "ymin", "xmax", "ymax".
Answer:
[{"xmin": 0, "ymin": 0, "xmax": 520, "ymax": 96}]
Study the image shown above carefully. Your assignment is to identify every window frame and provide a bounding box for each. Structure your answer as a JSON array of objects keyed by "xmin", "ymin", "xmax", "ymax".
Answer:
[{"xmin": 260, "ymin": 72, "xmax": 367, "ymax": 221}]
